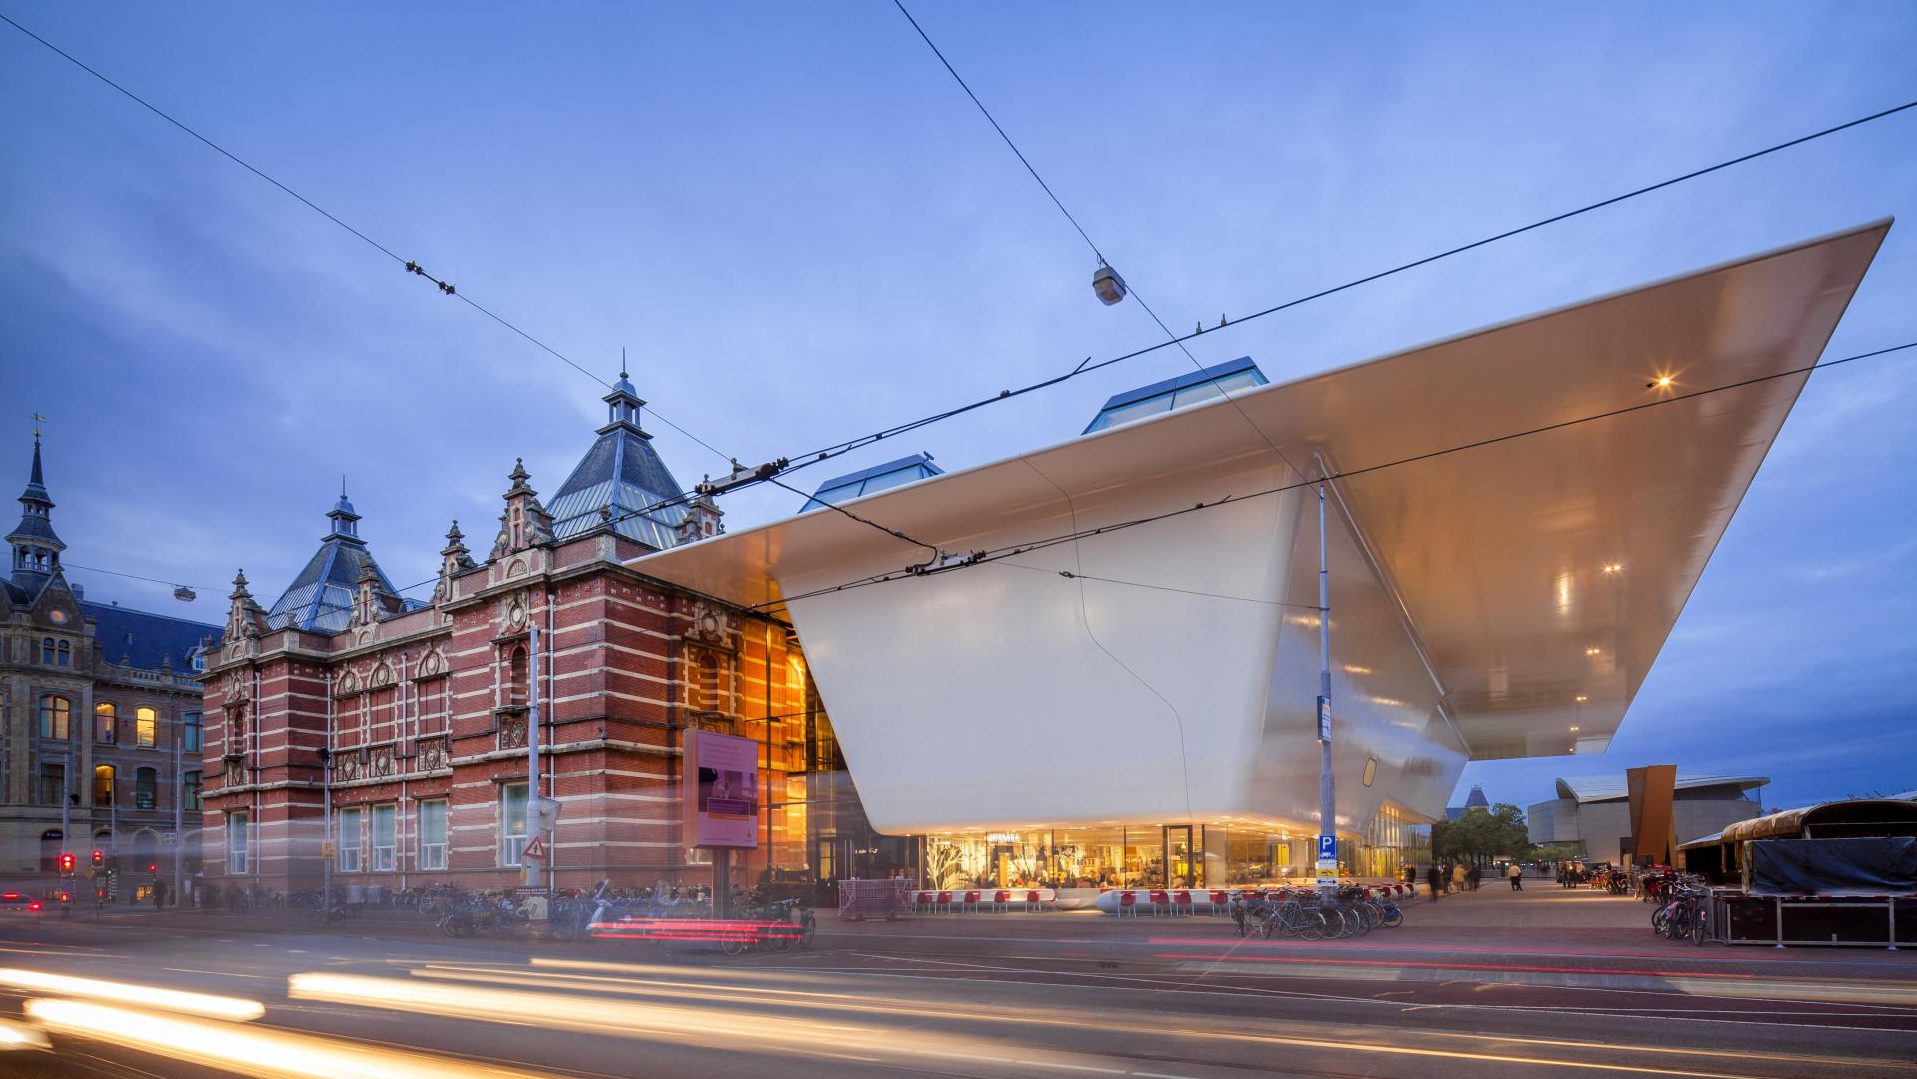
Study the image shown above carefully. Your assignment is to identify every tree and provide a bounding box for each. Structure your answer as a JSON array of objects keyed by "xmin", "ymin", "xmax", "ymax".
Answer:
[{"xmin": 1431, "ymin": 803, "xmax": 1535, "ymax": 865}]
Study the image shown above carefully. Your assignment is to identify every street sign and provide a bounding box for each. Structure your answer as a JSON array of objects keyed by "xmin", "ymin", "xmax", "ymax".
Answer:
[
  {"xmin": 1316, "ymin": 696, "xmax": 1332, "ymax": 742},
  {"xmin": 320, "ymin": 841, "xmax": 336, "ymax": 858},
  {"xmin": 1316, "ymin": 834, "xmax": 1337, "ymax": 862},
  {"xmin": 533, "ymin": 797, "xmax": 562, "ymax": 833},
  {"xmin": 160, "ymin": 831, "xmax": 179, "ymax": 846},
  {"xmin": 522, "ymin": 836, "xmax": 547, "ymax": 860}
]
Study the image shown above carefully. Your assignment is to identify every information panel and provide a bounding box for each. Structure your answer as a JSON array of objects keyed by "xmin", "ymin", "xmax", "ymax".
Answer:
[{"xmin": 683, "ymin": 728, "xmax": 760, "ymax": 849}]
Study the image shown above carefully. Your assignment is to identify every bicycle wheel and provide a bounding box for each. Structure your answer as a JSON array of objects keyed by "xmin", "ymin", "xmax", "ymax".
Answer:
[
  {"xmin": 1380, "ymin": 906, "xmax": 1404, "ymax": 928},
  {"xmin": 799, "ymin": 910, "xmax": 816, "ymax": 947},
  {"xmin": 720, "ymin": 934, "xmax": 749, "ymax": 957},
  {"xmin": 1650, "ymin": 906, "xmax": 1669, "ymax": 934},
  {"xmin": 1295, "ymin": 909, "xmax": 1327, "ymax": 942}
]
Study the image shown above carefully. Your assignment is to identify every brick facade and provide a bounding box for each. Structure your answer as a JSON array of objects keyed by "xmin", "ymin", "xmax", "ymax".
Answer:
[{"xmin": 200, "ymin": 463, "xmax": 821, "ymax": 896}]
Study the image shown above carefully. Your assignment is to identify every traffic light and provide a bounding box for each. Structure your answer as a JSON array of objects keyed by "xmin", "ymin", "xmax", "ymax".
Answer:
[
  {"xmin": 57, "ymin": 852, "xmax": 75, "ymax": 874},
  {"xmin": 91, "ymin": 849, "xmax": 104, "ymax": 868},
  {"xmin": 146, "ymin": 863, "xmax": 158, "ymax": 875}
]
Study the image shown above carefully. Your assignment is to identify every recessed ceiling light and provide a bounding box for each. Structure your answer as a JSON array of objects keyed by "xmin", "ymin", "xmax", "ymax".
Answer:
[
  {"xmin": 1574, "ymin": 694, "xmax": 1589, "ymax": 703},
  {"xmin": 1601, "ymin": 563, "xmax": 1623, "ymax": 575},
  {"xmin": 1647, "ymin": 374, "xmax": 1676, "ymax": 390},
  {"xmin": 1569, "ymin": 725, "xmax": 1580, "ymax": 731},
  {"xmin": 1585, "ymin": 646, "xmax": 1601, "ymax": 656}
]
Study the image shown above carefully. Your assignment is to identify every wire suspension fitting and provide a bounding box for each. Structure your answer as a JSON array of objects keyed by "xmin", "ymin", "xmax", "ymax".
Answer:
[{"xmin": 403, "ymin": 260, "xmax": 456, "ymax": 296}]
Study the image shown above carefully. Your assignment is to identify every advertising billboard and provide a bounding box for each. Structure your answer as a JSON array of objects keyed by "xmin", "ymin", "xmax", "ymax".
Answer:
[{"xmin": 683, "ymin": 728, "xmax": 760, "ymax": 849}]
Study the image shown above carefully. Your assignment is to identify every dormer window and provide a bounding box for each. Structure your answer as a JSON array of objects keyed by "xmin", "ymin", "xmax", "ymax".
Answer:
[
  {"xmin": 56, "ymin": 640, "xmax": 69, "ymax": 667},
  {"xmin": 41, "ymin": 638, "xmax": 54, "ymax": 664}
]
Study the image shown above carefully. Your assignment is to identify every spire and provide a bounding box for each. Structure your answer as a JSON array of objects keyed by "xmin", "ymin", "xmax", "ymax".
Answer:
[
  {"xmin": 601, "ymin": 364, "xmax": 648, "ymax": 437},
  {"xmin": 491, "ymin": 459, "xmax": 555, "ymax": 558},
  {"xmin": 10, "ymin": 424, "xmax": 65, "ymax": 590},
  {"xmin": 433, "ymin": 519, "xmax": 477, "ymax": 604},
  {"xmin": 325, "ymin": 483, "xmax": 361, "ymax": 540}
]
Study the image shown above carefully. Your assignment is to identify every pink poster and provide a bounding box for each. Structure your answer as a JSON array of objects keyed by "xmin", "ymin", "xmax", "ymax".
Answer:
[{"xmin": 683, "ymin": 728, "xmax": 760, "ymax": 849}]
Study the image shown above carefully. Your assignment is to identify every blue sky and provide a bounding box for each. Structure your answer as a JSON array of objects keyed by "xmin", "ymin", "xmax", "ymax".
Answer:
[{"xmin": 3, "ymin": 3, "xmax": 1913, "ymax": 812}]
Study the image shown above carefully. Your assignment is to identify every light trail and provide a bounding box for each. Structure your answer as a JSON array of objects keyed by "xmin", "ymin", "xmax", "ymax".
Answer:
[
  {"xmin": 21, "ymin": 997, "xmax": 565, "ymax": 1079},
  {"xmin": 0, "ymin": 1016, "xmax": 49, "ymax": 1050},
  {"xmin": 415, "ymin": 960, "xmax": 1916, "ymax": 1072},
  {"xmin": 0, "ymin": 967, "xmax": 265, "ymax": 1021}
]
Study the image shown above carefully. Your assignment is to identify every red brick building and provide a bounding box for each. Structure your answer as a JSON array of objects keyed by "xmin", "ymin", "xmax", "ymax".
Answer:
[{"xmin": 199, "ymin": 377, "xmax": 880, "ymax": 896}]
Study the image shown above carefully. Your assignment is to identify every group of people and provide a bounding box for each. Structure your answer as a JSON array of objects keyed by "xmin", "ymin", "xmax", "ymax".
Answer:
[{"xmin": 1404, "ymin": 860, "xmax": 1529, "ymax": 898}]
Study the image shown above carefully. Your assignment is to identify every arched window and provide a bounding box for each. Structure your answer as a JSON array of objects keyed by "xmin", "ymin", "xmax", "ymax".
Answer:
[
  {"xmin": 136, "ymin": 706, "xmax": 157, "ymax": 748},
  {"xmin": 135, "ymin": 767, "xmax": 158, "ymax": 810},
  {"xmin": 56, "ymin": 640, "xmax": 70, "ymax": 666},
  {"xmin": 95, "ymin": 702, "xmax": 118, "ymax": 743},
  {"xmin": 41, "ymin": 638, "xmax": 54, "ymax": 664},
  {"xmin": 38, "ymin": 696, "xmax": 71, "ymax": 739},
  {"xmin": 94, "ymin": 765, "xmax": 116, "ymax": 806},
  {"xmin": 507, "ymin": 645, "xmax": 529, "ymax": 706}
]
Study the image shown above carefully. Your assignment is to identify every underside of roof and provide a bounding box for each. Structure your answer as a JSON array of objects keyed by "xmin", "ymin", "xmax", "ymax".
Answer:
[{"xmin": 1555, "ymin": 775, "xmax": 1771, "ymax": 804}]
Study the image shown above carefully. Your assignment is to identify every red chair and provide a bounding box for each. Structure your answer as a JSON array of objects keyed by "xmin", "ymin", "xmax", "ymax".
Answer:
[
  {"xmin": 1207, "ymin": 889, "xmax": 1229, "ymax": 914},
  {"xmin": 913, "ymin": 890, "xmax": 932, "ymax": 913},
  {"xmin": 1148, "ymin": 889, "xmax": 1170, "ymax": 916},
  {"xmin": 935, "ymin": 890, "xmax": 953, "ymax": 913},
  {"xmin": 992, "ymin": 890, "xmax": 1011, "ymax": 912},
  {"xmin": 1117, "ymin": 890, "xmax": 1137, "ymax": 917},
  {"xmin": 961, "ymin": 889, "xmax": 981, "ymax": 913},
  {"xmin": 1024, "ymin": 889, "xmax": 1042, "ymax": 912},
  {"xmin": 1171, "ymin": 890, "xmax": 1194, "ymax": 916}
]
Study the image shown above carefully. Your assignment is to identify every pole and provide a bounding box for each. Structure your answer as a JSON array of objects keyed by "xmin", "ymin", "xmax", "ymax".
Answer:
[
  {"xmin": 1316, "ymin": 481, "xmax": 1338, "ymax": 898},
  {"xmin": 322, "ymin": 670, "xmax": 334, "ymax": 912},
  {"xmin": 526, "ymin": 625, "xmax": 540, "ymax": 888},
  {"xmin": 172, "ymin": 717, "xmax": 184, "ymax": 906}
]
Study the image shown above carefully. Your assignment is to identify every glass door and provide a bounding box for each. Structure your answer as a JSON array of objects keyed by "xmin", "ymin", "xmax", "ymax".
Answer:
[{"xmin": 1163, "ymin": 825, "xmax": 1196, "ymax": 888}]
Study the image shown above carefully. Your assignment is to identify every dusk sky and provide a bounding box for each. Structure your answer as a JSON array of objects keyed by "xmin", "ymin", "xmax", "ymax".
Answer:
[{"xmin": 4, "ymin": 3, "xmax": 1913, "ymax": 814}]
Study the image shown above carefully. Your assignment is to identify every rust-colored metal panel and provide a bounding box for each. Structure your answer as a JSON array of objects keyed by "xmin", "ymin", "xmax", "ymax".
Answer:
[{"xmin": 1628, "ymin": 764, "xmax": 1678, "ymax": 865}]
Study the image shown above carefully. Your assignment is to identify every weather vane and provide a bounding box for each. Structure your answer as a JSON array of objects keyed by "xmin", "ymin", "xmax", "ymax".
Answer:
[{"xmin": 31, "ymin": 412, "xmax": 46, "ymax": 439}]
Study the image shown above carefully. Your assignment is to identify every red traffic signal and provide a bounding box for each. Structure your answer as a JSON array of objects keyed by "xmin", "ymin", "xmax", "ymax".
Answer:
[
  {"xmin": 146, "ymin": 863, "xmax": 158, "ymax": 874},
  {"xmin": 57, "ymin": 852, "xmax": 75, "ymax": 873},
  {"xmin": 91, "ymin": 849, "xmax": 104, "ymax": 867}
]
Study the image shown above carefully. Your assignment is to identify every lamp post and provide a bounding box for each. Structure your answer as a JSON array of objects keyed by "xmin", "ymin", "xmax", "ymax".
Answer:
[
  {"xmin": 1315, "ymin": 480, "xmax": 1338, "ymax": 898},
  {"xmin": 317, "ymin": 746, "xmax": 333, "ymax": 909}
]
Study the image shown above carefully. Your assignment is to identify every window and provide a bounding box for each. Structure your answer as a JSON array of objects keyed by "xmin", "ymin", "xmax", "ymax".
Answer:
[
  {"xmin": 95, "ymin": 702, "xmax": 117, "ymax": 743},
  {"xmin": 41, "ymin": 638, "xmax": 54, "ymax": 664},
  {"xmin": 135, "ymin": 707, "xmax": 157, "ymax": 748},
  {"xmin": 38, "ymin": 696, "xmax": 70, "ymax": 740},
  {"xmin": 183, "ymin": 771, "xmax": 202, "ymax": 812},
  {"xmin": 507, "ymin": 646, "xmax": 529, "ymax": 706},
  {"xmin": 418, "ymin": 799, "xmax": 448, "ymax": 870},
  {"xmin": 135, "ymin": 767, "xmax": 157, "ymax": 810},
  {"xmin": 371, "ymin": 805, "xmax": 396, "ymax": 872},
  {"xmin": 182, "ymin": 712, "xmax": 202, "ymax": 753},
  {"xmin": 337, "ymin": 807, "xmax": 362, "ymax": 872},
  {"xmin": 38, "ymin": 763, "xmax": 66, "ymax": 806},
  {"xmin": 227, "ymin": 812, "xmax": 249, "ymax": 874},
  {"xmin": 56, "ymin": 640, "xmax": 70, "ymax": 666},
  {"xmin": 94, "ymin": 765, "xmax": 115, "ymax": 806},
  {"xmin": 500, "ymin": 783, "xmax": 528, "ymax": 866}
]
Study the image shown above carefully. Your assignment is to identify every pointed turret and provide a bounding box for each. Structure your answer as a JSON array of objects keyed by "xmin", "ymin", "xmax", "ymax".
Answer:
[
  {"xmin": 9, "ymin": 431, "xmax": 66, "ymax": 592},
  {"xmin": 226, "ymin": 569, "xmax": 266, "ymax": 641},
  {"xmin": 263, "ymin": 488, "xmax": 401, "ymax": 633},
  {"xmin": 545, "ymin": 371, "xmax": 694, "ymax": 551}
]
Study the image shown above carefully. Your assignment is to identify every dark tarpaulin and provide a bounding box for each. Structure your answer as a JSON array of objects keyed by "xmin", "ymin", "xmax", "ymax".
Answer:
[{"xmin": 1748, "ymin": 837, "xmax": 1917, "ymax": 896}]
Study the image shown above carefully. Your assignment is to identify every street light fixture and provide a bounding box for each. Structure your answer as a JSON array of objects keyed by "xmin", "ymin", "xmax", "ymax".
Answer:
[{"xmin": 1092, "ymin": 263, "xmax": 1127, "ymax": 306}]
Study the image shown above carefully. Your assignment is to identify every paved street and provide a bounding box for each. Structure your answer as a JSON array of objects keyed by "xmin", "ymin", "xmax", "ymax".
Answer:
[{"xmin": 2, "ymin": 884, "xmax": 1912, "ymax": 1078}]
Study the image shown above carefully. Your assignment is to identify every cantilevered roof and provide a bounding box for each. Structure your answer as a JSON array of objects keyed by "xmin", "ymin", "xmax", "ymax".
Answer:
[
  {"xmin": 1554, "ymin": 775, "xmax": 1769, "ymax": 804},
  {"xmin": 629, "ymin": 221, "xmax": 1889, "ymax": 764}
]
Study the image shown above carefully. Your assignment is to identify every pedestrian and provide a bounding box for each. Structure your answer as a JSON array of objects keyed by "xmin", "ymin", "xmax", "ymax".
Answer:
[
  {"xmin": 1468, "ymin": 863, "xmax": 1481, "ymax": 891},
  {"xmin": 1452, "ymin": 862, "xmax": 1466, "ymax": 894},
  {"xmin": 1425, "ymin": 864, "xmax": 1441, "ymax": 901},
  {"xmin": 1508, "ymin": 861, "xmax": 1524, "ymax": 891}
]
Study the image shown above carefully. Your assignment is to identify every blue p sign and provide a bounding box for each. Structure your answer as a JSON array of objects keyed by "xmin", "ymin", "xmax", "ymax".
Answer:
[{"xmin": 1317, "ymin": 834, "xmax": 1336, "ymax": 861}]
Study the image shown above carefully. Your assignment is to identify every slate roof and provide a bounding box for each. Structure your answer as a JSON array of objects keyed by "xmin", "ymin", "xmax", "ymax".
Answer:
[
  {"xmin": 82, "ymin": 600, "xmax": 222, "ymax": 671},
  {"xmin": 265, "ymin": 496, "xmax": 401, "ymax": 633},
  {"xmin": 548, "ymin": 423, "xmax": 689, "ymax": 550},
  {"xmin": 1445, "ymin": 784, "xmax": 1492, "ymax": 820}
]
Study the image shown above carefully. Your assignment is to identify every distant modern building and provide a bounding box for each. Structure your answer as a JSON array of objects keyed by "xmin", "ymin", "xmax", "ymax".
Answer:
[
  {"xmin": 2, "ymin": 431, "xmax": 219, "ymax": 890},
  {"xmin": 1446, "ymin": 784, "xmax": 1490, "ymax": 821},
  {"xmin": 1527, "ymin": 775, "xmax": 1769, "ymax": 860}
]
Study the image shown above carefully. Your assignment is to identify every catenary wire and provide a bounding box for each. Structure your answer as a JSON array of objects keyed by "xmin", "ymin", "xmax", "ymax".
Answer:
[
  {"xmin": 754, "ymin": 339, "xmax": 1917, "ymax": 612},
  {"xmin": 770, "ymin": 95, "xmax": 1917, "ymax": 480},
  {"xmin": 0, "ymin": 10, "xmax": 733, "ymax": 469}
]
